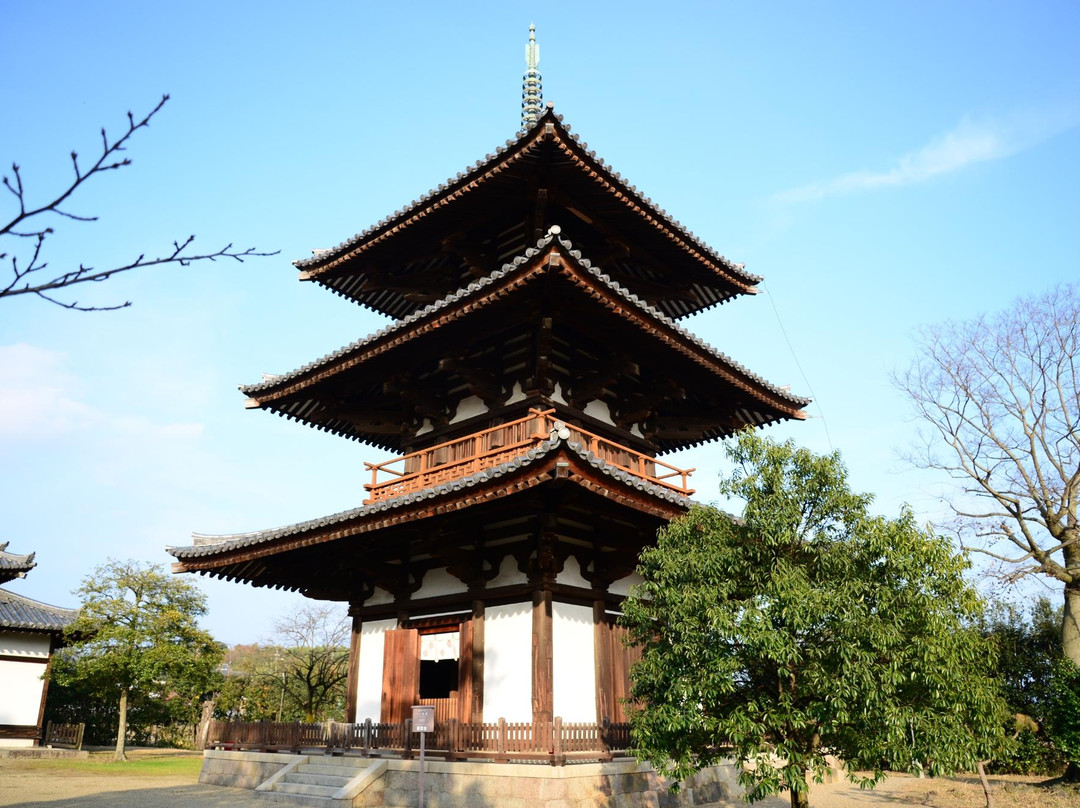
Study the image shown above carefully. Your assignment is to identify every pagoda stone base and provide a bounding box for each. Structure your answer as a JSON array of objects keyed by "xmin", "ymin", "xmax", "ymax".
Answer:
[{"xmin": 201, "ymin": 750, "xmax": 764, "ymax": 807}]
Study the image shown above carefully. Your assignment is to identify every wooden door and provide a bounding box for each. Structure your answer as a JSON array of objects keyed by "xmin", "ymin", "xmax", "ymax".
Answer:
[{"xmin": 381, "ymin": 628, "xmax": 420, "ymax": 724}]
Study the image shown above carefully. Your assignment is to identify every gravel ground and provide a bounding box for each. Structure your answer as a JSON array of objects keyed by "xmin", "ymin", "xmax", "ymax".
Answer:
[{"xmin": 0, "ymin": 751, "xmax": 1077, "ymax": 807}]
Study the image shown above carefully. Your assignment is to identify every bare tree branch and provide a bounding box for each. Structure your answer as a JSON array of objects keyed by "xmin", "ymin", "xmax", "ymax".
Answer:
[
  {"xmin": 894, "ymin": 283, "xmax": 1080, "ymax": 662},
  {"xmin": 1, "ymin": 95, "xmax": 278, "ymax": 311}
]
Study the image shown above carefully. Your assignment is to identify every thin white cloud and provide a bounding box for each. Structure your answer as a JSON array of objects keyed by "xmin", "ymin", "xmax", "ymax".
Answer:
[
  {"xmin": 775, "ymin": 103, "xmax": 1080, "ymax": 204},
  {"xmin": 0, "ymin": 342, "xmax": 204, "ymax": 449},
  {"xmin": 0, "ymin": 343, "xmax": 92, "ymax": 440}
]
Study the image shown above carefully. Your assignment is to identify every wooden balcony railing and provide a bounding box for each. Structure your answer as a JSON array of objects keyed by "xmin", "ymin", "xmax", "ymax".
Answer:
[{"xmin": 364, "ymin": 407, "xmax": 693, "ymax": 504}]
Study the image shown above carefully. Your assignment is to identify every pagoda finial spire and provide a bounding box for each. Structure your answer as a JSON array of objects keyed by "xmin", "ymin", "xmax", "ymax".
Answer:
[{"xmin": 521, "ymin": 23, "xmax": 543, "ymax": 129}]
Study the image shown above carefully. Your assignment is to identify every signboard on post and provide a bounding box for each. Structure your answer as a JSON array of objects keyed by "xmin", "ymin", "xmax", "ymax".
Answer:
[
  {"xmin": 412, "ymin": 705, "xmax": 436, "ymax": 808},
  {"xmin": 411, "ymin": 705, "xmax": 435, "ymax": 733}
]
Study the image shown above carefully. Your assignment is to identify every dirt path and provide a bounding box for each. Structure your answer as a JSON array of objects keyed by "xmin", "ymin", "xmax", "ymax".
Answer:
[{"xmin": 0, "ymin": 752, "xmax": 1076, "ymax": 807}]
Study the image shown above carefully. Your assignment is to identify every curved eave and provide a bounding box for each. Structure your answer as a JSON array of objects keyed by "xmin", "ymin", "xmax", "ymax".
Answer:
[
  {"xmin": 0, "ymin": 544, "xmax": 37, "ymax": 585},
  {"xmin": 295, "ymin": 108, "xmax": 757, "ymax": 320},
  {"xmin": 169, "ymin": 439, "xmax": 690, "ymax": 589},
  {"xmin": 243, "ymin": 237, "xmax": 809, "ymax": 452}
]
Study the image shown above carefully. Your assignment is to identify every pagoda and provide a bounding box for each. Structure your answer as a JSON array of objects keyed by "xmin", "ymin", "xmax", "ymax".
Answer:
[{"xmin": 169, "ymin": 30, "xmax": 808, "ymax": 738}]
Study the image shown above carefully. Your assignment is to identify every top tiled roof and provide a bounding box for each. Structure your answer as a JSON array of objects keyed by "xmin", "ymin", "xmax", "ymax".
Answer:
[
  {"xmin": 0, "ymin": 587, "xmax": 77, "ymax": 633},
  {"xmin": 0, "ymin": 542, "xmax": 36, "ymax": 584},
  {"xmin": 292, "ymin": 106, "xmax": 759, "ymax": 320},
  {"xmin": 169, "ymin": 430, "xmax": 691, "ymax": 562}
]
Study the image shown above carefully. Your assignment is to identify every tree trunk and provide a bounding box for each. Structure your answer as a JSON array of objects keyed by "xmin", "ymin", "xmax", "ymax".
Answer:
[
  {"xmin": 114, "ymin": 687, "xmax": 129, "ymax": 762},
  {"xmin": 976, "ymin": 761, "xmax": 994, "ymax": 808},
  {"xmin": 1062, "ymin": 581, "xmax": 1080, "ymax": 666},
  {"xmin": 789, "ymin": 785, "xmax": 809, "ymax": 808}
]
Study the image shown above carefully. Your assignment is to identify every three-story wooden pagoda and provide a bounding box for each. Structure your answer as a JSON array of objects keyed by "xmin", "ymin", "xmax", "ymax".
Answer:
[{"xmin": 169, "ymin": 102, "xmax": 808, "ymax": 737}]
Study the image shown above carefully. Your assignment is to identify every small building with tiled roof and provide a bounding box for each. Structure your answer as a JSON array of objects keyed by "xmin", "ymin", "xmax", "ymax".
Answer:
[
  {"xmin": 0, "ymin": 543, "xmax": 77, "ymax": 748},
  {"xmin": 170, "ymin": 28, "xmax": 808, "ymax": 761}
]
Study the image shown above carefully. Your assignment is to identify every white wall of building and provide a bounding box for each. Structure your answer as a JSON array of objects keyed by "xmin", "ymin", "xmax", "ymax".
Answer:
[
  {"xmin": 0, "ymin": 631, "xmax": 50, "ymax": 658},
  {"xmin": 0, "ymin": 630, "xmax": 49, "ymax": 746},
  {"xmin": 0, "ymin": 658, "xmax": 46, "ymax": 725},
  {"xmin": 482, "ymin": 602, "xmax": 532, "ymax": 723},
  {"xmin": 552, "ymin": 601, "xmax": 596, "ymax": 722},
  {"xmin": 449, "ymin": 395, "xmax": 488, "ymax": 424},
  {"xmin": 354, "ymin": 618, "xmax": 397, "ymax": 722},
  {"xmin": 583, "ymin": 400, "xmax": 615, "ymax": 426},
  {"xmin": 556, "ymin": 556, "xmax": 591, "ymax": 589},
  {"xmin": 415, "ymin": 568, "xmax": 468, "ymax": 599},
  {"xmin": 609, "ymin": 572, "xmax": 644, "ymax": 598},
  {"xmin": 487, "ymin": 555, "xmax": 527, "ymax": 588},
  {"xmin": 365, "ymin": 587, "xmax": 394, "ymax": 607}
]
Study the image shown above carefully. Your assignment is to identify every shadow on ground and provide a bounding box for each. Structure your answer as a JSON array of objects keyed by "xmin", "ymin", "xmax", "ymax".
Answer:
[{"xmin": 11, "ymin": 785, "xmax": 266, "ymax": 808}]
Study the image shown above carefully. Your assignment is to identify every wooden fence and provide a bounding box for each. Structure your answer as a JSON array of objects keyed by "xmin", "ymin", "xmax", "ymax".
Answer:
[{"xmin": 205, "ymin": 717, "xmax": 631, "ymax": 765}]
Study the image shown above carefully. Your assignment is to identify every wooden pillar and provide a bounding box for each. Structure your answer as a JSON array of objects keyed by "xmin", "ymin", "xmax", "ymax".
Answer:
[
  {"xmin": 35, "ymin": 634, "xmax": 57, "ymax": 747},
  {"xmin": 593, "ymin": 599, "xmax": 613, "ymax": 725},
  {"xmin": 345, "ymin": 613, "xmax": 362, "ymax": 723},
  {"xmin": 532, "ymin": 588, "xmax": 553, "ymax": 728},
  {"xmin": 470, "ymin": 599, "xmax": 485, "ymax": 723}
]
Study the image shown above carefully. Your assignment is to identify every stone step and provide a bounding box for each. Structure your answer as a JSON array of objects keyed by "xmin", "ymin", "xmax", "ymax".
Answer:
[
  {"xmin": 300, "ymin": 763, "xmax": 367, "ymax": 777},
  {"xmin": 255, "ymin": 790, "xmax": 334, "ymax": 807},
  {"xmin": 284, "ymin": 772, "xmax": 352, "ymax": 788},
  {"xmin": 302, "ymin": 754, "xmax": 367, "ymax": 767},
  {"xmin": 273, "ymin": 781, "xmax": 341, "ymax": 798}
]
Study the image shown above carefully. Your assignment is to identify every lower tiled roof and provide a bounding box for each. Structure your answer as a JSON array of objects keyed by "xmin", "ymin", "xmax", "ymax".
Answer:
[
  {"xmin": 0, "ymin": 587, "xmax": 77, "ymax": 633},
  {"xmin": 170, "ymin": 432, "xmax": 693, "ymax": 561}
]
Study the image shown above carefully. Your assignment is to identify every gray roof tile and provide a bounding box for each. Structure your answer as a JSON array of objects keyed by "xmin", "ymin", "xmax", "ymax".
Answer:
[
  {"xmin": 0, "ymin": 587, "xmax": 77, "ymax": 633},
  {"xmin": 243, "ymin": 234, "xmax": 809, "ymax": 411},
  {"xmin": 169, "ymin": 432, "xmax": 692, "ymax": 561},
  {"xmin": 292, "ymin": 108, "xmax": 757, "ymax": 286}
]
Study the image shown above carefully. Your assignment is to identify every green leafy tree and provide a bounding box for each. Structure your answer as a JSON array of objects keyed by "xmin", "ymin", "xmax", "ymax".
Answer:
[
  {"xmin": 214, "ymin": 644, "xmax": 285, "ymax": 721},
  {"xmin": 979, "ymin": 598, "xmax": 1065, "ymax": 774},
  {"xmin": 55, "ymin": 559, "xmax": 223, "ymax": 760},
  {"xmin": 622, "ymin": 434, "xmax": 1009, "ymax": 808}
]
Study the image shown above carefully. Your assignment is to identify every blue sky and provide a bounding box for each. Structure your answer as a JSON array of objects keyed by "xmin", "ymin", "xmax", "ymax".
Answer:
[{"xmin": 3, "ymin": 2, "xmax": 1078, "ymax": 643}]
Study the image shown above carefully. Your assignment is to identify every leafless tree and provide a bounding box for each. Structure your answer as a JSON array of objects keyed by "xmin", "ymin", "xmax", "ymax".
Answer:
[
  {"xmin": 1, "ymin": 94, "xmax": 276, "ymax": 311},
  {"xmin": 895, "ymin": 283, "xmax": 1080, "ymax": 663},
  {"xmin": 272, "ymin": 604, "xmax": 350, "ymax": 722}
]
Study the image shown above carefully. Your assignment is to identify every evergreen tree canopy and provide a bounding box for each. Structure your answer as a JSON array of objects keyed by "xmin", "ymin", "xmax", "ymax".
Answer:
[{"xmin": 621, "ymin": 434, "xmax": 1009, "ymax": 808}]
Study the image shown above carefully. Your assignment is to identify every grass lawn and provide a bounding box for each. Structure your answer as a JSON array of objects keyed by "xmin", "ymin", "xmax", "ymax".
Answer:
[{"xmin": 11, "ymin": 749, "xmax": 203, "ymax": 778}]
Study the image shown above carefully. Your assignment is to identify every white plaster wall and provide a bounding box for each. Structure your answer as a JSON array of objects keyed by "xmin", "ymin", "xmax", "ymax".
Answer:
[
  {"xmin": 449, "ymin": 395, "xmax": 488, "ymax": 424},
  {"xmin": 556, "ymin": 556, "xmax": 591, "ymax": 589},
  {"xmin": 0, "ymin": 658, "xmax": 46, "ymax": 725},
  {"xmin": 355, "ymin": 618, "xmax": 397, "ymax": 722},
  {"xmin": 550, "ymin": 382, "xmax": 567, "ymax": 405},
  {"xmin": 482, "ymin": 602, "xmax": 532, "ymax": 723},
  {"xmin": 487, "ymin": 555, "xmax": 527, "ymax": 588},
  {"xmin": 505, "ymin": 381, "xmax": 527, "ymax": 404},
  {"xmin": 415, "ymin": 568, "xmax": 468, "ymax": 599},
  {"xmin": 365, "ymin": 586, "xmax": 394, "ymax": 607},
  {"xmin": 0, "ymin": 631, "xmax": 50, "ymax": 658},
  {"xmin": 608, "ymin": 572, "xmax": 644, "ymax": 598},
  {"xmin": 583, "ymin": 400, "xmax": 615, "ymax": 426},
  {"xmin": 552, "ymin": 602, "xmax": 596, "ymax": 722}
]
